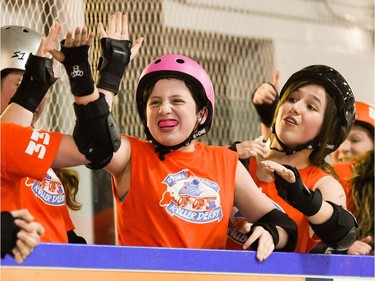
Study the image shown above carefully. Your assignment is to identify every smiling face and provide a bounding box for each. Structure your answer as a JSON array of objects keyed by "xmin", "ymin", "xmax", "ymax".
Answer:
[
  {"xmin": 331, "ymin": 124, "xmax": 374, "ymax": 163},
  {"xmin": 146, "ymin": 78, "xmax": 206, "ymax": 149},
  {"xmin": 274, "ymin": 84, "xmax": 327, "ymax": 148}
]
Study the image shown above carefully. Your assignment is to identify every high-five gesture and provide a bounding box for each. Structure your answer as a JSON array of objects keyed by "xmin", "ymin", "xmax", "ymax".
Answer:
[{"xmin": 96, "ymin": 11, "xmax": 143, "ymax": 95}]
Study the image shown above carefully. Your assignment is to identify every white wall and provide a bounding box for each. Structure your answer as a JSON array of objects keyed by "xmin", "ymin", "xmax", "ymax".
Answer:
[{"xmin": 164, "ymin": 0, "xmax": 374, "ymax": 104}]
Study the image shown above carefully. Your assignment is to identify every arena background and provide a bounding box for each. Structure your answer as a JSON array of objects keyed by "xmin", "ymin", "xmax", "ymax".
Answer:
[{"xmin": 1, "ymin": 0, "xmax": 374, "ymax": 244}]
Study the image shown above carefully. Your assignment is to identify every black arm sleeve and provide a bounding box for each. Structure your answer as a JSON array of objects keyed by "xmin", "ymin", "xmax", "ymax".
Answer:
[
  {"xmin": 247, "ymin": 209, "xmax": 298, "ymax": 252},
  {"xmin": 1, "ymin": 212, "xmax": 20, "ymax": 258},
  {"xmin": 67, "ymin": 230, "xmax": 87, "ymax": 244}
]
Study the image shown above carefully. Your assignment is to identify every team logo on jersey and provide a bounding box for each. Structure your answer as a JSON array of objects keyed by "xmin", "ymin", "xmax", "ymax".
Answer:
[
  {"xmin": 227, "ymin": 209, "xmax": 251, "ymax": 245},
  {"xmin": 159, "ymin": 169, "xmax": 223, "ymax": 223},
  {"xmin": 25, "ymin": 169, "xmax": 66, "ymax": 206}
]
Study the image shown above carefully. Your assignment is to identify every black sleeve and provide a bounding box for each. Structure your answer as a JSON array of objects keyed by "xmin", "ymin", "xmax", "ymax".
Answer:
[
  {"xmin": 1, "ymin": 212, "xmax": 20, "ymax": 258},
  {"xmin": 67, "ymin": 230, "xmax": 87, "ymax": 244}
]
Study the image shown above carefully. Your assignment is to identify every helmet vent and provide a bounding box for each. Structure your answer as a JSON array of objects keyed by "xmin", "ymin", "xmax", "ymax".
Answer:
[
  {"xmin": 176, "ymin": 58, "xmax": 185, "ymax": 64},
  {"xmin": 22, "ymin": 28, "xmax": 29, "ymax": 33},
  {"xmin": 154, "ymin": 59, "xmax": 161, "ymax": 64}
]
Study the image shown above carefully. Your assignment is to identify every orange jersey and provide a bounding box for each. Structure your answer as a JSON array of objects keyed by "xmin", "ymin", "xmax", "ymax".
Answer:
[
  {"xmin": 333, "ymin": 161, "xmax": 354, "ymax": 211},
  {"xmin": 20, "ymin": 168, "xmax": 74, "ymax": 242},
  {"xmin": 227, "ymin": 158, "xmax": 330, "ymax": 253},
  {"xmin": 1, "ymin": 122, "xmax": 74, "ymax": 243},
  {"xmin": 1, "ymin": 122, "xmax": 62, "ymax": 211},
  {"xmin": 114, "ymin": 136, "xmax": 237, "ymax": 249}
]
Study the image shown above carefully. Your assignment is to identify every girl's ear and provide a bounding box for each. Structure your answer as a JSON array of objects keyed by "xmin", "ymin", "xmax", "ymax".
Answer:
[{"xmin": 199, "ymin": 107, "xmax": 208, "ymax": 124}]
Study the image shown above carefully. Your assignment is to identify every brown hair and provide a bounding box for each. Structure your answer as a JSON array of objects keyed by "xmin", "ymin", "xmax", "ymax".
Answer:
[
  {"xmin": 274, "ymin": 80, "xmax": 343, "ymax": 174},
  {"xmin": 350, "ymin": 150, "xmax": 374, "ymax": 250},
  {"xmin": 54, "ymin": 168, "xmax": 82, "ymax": 211}
]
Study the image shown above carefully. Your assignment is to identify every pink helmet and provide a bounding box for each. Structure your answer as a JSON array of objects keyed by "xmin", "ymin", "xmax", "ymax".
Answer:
[{"xmin": 136, "ymin": 54, "xmax": 215, "ymax": 137}]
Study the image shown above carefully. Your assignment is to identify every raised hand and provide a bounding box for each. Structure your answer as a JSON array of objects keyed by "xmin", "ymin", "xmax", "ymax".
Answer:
[
  {"xmin": 96, "ymin": 11, "xmax": 143, "ymax": 95},
  {"xmin": 251, "ymin": 71, "xmax": 280, "ymax": 129},
  {"xmin": 98, "ymin": 11, "xmax": 143, "ymax": 61}
]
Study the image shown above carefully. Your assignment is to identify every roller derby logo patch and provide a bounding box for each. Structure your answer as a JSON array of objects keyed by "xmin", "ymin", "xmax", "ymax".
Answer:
[
  {"xmin": 227, "ymin": 209, "xmax": 250, "ymax": 245},
  {"xmin": 159, "ymin": 169, "xmax": 223, "ymax": 223},
  {"xmin": 25, "ymin": 168, "xmax": 66, "ymax": 206}
]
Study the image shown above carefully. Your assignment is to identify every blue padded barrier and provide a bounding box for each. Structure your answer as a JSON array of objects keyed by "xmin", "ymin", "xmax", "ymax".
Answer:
[{"xmin": 1, "ymin": 243, "xmax": 374, "ymax": 279}]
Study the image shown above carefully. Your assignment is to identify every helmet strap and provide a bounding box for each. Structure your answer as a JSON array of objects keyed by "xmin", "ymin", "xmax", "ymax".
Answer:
[
  {"xmin": 147, "ymin": 126, "xmax": 208, "ymax": 160},
  {"xmin": 270, "ymin": 124, "xmax": 318, "ymax": 155}
]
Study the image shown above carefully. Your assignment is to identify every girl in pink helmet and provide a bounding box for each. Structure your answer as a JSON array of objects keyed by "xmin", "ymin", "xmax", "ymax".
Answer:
[
  {"xmin": 90, "ymin": 12, "xmax": 297, "ymax": 261},
  {"xmin": 8, "ymin": 12, "xmax": 296, "ymax": 261}
]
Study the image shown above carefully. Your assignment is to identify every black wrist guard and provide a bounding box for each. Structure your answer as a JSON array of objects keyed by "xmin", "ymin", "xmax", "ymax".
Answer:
[
  {"xmin": 247, "ymin": 221, "xmax": 279, "ymax": 250},
  {"xmin": 229, "ymin": 141, "xmax": 250, "ymax": 168},
  {"xmin": 252, "ymin": 82, "xmax": 279, "ymax": 127},
  {"xmin": 97, "ymin": 38, "xmax": 132, "ymax": 95},
  {"xmin": 247, "ymin": 209, "xmax": 297, "ymax": 252},
  {"xmin": 229, "ymin": 141, "xmax": 240, "ymax": 152},
  {"xmin": 73, "ymin": 93, "xmax": 121, "ymax": 169},
  {"xmin": 1, "ymin": 212, "xmax": 20, "ymax": 256},
  {"xmin": 274, "ymin": 164, "xmax": 323, "ymax": 216},
  {"xmin": 60, "ymin": 40, "xmax": 94, "ymax": 96},
  {"xmin": 9, "ymin": 54, "xmax": 56, "ymax": 112}
]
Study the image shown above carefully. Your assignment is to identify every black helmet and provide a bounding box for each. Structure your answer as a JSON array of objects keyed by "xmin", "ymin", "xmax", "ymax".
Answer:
[{"xmin": 279, "ymin": 65, "xmax": 355, "ymax": 150}]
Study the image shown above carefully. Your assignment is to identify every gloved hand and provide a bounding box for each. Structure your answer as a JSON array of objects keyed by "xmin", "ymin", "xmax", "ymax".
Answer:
[
  {"xmin": 9, "ymin": 54, "xmax": 56, "ymax": 112},
  {"xmin": 97, "ymin": 37, "xmax": 132, "ymax": 95},
  {"xmin": 274, "ymin": 164, "xmax": 323, "ymax": 216},
  {"xmin": 60, "ymin": 40, "xmax": 94, "ymax": 96},
  {"xmin": 251, "ymin": 82, "xmax": 279, "ymax": 127}
]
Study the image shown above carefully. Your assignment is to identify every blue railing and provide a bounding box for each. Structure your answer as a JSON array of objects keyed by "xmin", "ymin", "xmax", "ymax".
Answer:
[{"xmin": 1, "ymin": 243, "xmax": 374, "ymax": 280}]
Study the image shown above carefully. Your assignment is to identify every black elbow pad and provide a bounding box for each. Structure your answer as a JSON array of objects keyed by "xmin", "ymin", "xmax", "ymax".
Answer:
[
  {"xmin": 73, "ymin": 93, "xmax": 121, "ymax": 169},
  {"xmin": 310, "ymin": 201, "xmax": 357, "ymax": 251}
]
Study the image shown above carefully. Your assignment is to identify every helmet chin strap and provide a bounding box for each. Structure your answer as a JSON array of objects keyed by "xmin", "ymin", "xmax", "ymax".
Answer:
[
  {"xmin": 145, "ymin": 126, "xmax": 208, "ymax": 160},
  {"xmin": 270, "ymin": 124, "xmax": 318, "ymax": 155}
]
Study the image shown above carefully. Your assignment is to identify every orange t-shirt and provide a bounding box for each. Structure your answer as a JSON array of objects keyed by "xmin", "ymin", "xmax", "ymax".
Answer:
[
  {"xmin": 227, "ymin": 158, "xmax": 330, "ymax": 253},
  {"xmin": 1, "ymin": 122, "xmax": 74, "ymax": 242},
  {"xmin": 114, "ymin": 136, "xmax": 237, "ymax": 249},
  {"xmin": 20, "ymin": 168, "xmax": 75, "ymax": 242},
  {"xmin": 333, "ymin": 161, "xmax": 354, "ymax": 211},
  {"xmin": 1, "ymin": 122, "xmax": 62, "ymax": 211}
]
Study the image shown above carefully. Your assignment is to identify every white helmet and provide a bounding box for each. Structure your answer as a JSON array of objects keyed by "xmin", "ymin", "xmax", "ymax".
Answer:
[{"xmin": 1, "ymin": 25, "xmax": 41, "ymax": 72}]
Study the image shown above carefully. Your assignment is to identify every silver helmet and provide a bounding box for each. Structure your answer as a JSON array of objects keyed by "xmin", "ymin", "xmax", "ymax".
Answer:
[{"xmin": 1, "ymin": 25, "xmax": 41, "ymax": 72}]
